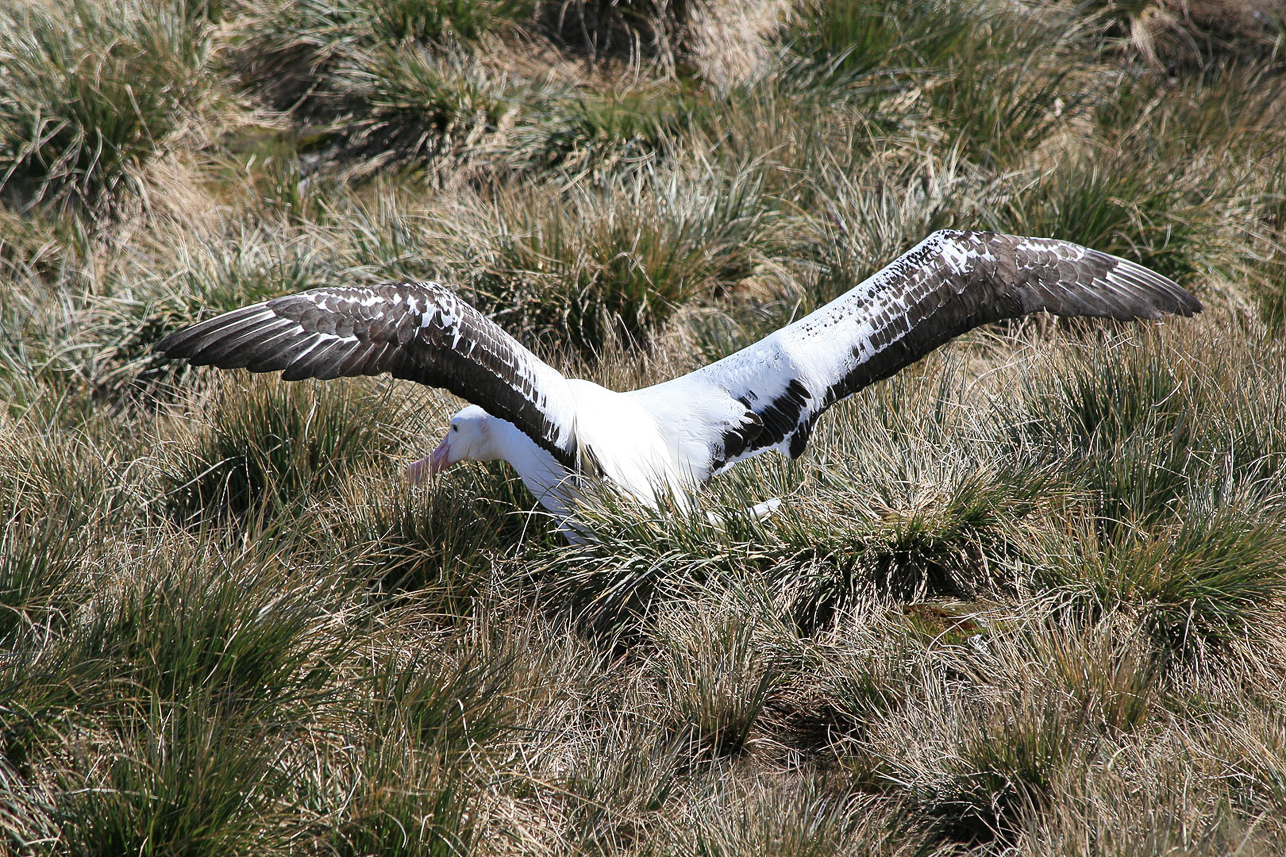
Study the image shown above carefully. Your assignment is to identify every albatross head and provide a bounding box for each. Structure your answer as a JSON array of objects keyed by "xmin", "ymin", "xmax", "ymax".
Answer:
[{"xmin": 427, "ymin": 405, "xmax": 500, "ymax": 475}]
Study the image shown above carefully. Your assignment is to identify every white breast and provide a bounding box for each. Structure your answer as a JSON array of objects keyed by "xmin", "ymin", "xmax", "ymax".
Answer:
[
  {"xmin": 488, "ymin": 379, "xmax": 698, "ymax": 521},
  {"xmin": 567, "ymin": 380, "xmax": 694, "ymax": 508}
]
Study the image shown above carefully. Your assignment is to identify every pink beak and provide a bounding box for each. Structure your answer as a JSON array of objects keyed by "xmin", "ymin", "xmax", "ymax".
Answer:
[{"xmin": 428, "ymin": 434, "xmax": 454, "ymax": 475}]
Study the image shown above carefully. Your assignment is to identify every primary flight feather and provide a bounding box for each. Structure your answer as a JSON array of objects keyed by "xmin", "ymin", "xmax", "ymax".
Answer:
[{"xmin": 157, "ymin": 229, "xmax": 1201, "ymax": 534}]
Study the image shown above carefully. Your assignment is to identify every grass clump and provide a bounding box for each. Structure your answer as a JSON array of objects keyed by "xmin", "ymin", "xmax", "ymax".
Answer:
[
  {"xmin": 1005, "ymin": 328, "xmax": 1286, "ymax": 527},
  {"xmin": 72, "ymin": 543, "xmax": 351, "ymax": 709},
  {"xmin": 0, "ymin": 430, "xmax": 137, "ymax": 649},
  {"xmin": 368, "ymin": 0, "xmax": 536, "ymax": 44},
  {"xmin": 162, "ymin": 376, "xmax": 399, "ymax": 524},
  {"xmin": 0, "ymin": 0, "xmax": 218, "ymax": 217},
  {"xmin": 328, "ymin": 45, "xmax": 557, "ymax": 176},
  {"xmin": 652, "ymin": 598, "xmax": 782, "ymax": 757},
  {"xmin": 993, "ymin": 148, "xmax": 1205, "ymax": 284},
  {"xmin": 438, "ymin": 162, "xmax": 776, "ymax": 354},
  {"xmin": 1040, "ymin": 511, "xmax": 1286, "ymax": 668},
  {"xmin": 921, "ymin": 694, "xmax": 1081, "ymax": 846},
  {"xmin": 321, "ymin": 642, "xmax": 518, "ymax": 855},
  {"xmin": 672, "ymin": 777, "xmax": 882, "ymax": 856},
  {"xmin": 4, "ymin": 533, "xmax": 360, "ymax": 856},
  {"xmin": 325, "ymin": 459, "xmax": 556, "ymax": 603},
  {"xmin": 1023, "ymin": 620, "xmax": 1158, "ymax": 735},
  {"xmin": 787, "ymin": 0, "xmax": 987, "ymax": 82},
  {"xmin": 517, "ymin": 84, "xmax": 706, "ymax": 171},
  {"xmin": 556, "ymin": 718, "xmax": 684, "ymax": 852},
  {"xmin": 1081, "ymin": 0, "xmax": 1286, "ymax": 68},
  {"xmin": 537, "ymin": 0, "xmax": 692, "ymax": 63},
  {"xmin": 233, "ymin": 0, "xmax": 534, "ymax": 109},
  {"xmin": 54, "ymin": 691, "xmax": 297, "ymax": 856},
  {"xmin": 0, "ymin": 500, "xmax": 91, "ymax": 650}
]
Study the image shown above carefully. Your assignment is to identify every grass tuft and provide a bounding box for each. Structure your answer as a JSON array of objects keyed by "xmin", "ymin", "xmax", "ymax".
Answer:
[
  {"xmin": 435, "ymin": 161, "xmax": 776, "ymax": 354},
  {"xmin": 1080, "ymin": 0, "xmax": 1286, "ymax": 68},
  {"xmin": 326, "ymin": 460, "xmax": 554, "ymax": 604},
  {"xmin": 162, "ymin": 376, "xmax": 399, "ymax": 524},
  {"xmin": 788, "ymin": 0, "xmax": 983, "ymax": 82},
  {"xmin": 537, "ymin": 0, "xmax": 690, "ymax": 64},
  {"xmin": 923, "ymin": 694, "xmax": 1080, "ymax": 846},
  {"xmin": 1039, "ymin": 510, "xmax": 1286, "ymax": 668},
  {"xmin": 368, "ymin": 0, "xmax": 535, "ymax": 44},
  {"xmin": 0, "ymin": 0, "xmax": 218, "ymax": 217},
  {"xmin": 320, "ymin": 635, "xmax": 521, "ymax": 856},
  {"xmin": 332, "ymin": 45, "xmax": 533, "ymax": 174},
  {"xmin": 652, "ymin": 599, "xmax": 782, "ymax": 757},
  {"xmin": 993, "ymin": 147, "xmax": 1205, "ymax": 284},
  {"xmin": 55, "ymin": 691, "xmax": 296, "ymax": 855}
]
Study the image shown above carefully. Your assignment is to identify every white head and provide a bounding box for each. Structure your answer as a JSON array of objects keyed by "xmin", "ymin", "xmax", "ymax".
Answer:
[{"xmin": 428, "ymin": 405, "xmax": 501, "ymax": 475}]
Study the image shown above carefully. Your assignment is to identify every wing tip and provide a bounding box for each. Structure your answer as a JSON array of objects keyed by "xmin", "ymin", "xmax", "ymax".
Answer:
[
  {"xmin": 155, "ymin": 304, "xmax": 278, "ymax": 360},
  {"xmin": 154, "ymin": 330, "xmax": 183, "ymax": 357},
  {"xmin": 971, "ymin": 232, "xmax": 1203, "ymax": 321},
  {"xmin": 1104, "ymin": 256, "xmax": 1203, "ymax": 319}
]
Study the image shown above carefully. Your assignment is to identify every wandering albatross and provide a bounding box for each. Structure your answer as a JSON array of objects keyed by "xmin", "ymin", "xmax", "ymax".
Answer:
[{"xmin": 157, "ymin": 229, "xmax": 1201, "ymax": 537}]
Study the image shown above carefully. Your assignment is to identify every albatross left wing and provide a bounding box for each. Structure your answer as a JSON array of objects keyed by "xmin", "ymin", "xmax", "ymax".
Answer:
[{"xmin": 649, "ymin": 229, "xmax": 1201, "ymax": 475}]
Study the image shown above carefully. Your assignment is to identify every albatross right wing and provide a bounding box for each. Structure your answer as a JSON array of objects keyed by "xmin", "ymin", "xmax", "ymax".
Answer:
[{"xmin": 650, "ymin": 229, "xmax": 1201, "ymax": 476}]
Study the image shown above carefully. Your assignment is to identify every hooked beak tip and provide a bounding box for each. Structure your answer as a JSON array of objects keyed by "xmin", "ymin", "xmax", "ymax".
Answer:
[{"xmin": 428, "ymin": 439, "xmax": 452, "ymax": 476}]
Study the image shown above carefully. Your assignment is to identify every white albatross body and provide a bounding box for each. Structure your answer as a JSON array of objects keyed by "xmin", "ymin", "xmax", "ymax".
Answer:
[
  {"xmin": 427, "ymin": 385, "xmax": 694, "ymax": 523},
  {"xmin": 156, "ymin": 229, "xmax": 1202, "ymax": 538}
]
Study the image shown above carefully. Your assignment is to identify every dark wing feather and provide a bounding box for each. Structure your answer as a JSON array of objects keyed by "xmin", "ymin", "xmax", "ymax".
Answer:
[
  {"xmin": 648, "ymin": 229, "xmax": 1201, "ymax": 475},
  {"xmin": 157, "ymin": 282, "xmax": 580, "ymax": 470}
]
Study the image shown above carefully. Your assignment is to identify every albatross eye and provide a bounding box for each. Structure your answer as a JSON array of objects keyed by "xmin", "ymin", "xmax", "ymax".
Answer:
[{"xmin": 451, "ymin": 425, "xmax": 458, "ymax": 432}]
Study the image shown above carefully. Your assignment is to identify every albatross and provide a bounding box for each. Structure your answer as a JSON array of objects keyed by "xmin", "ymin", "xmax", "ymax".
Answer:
[{"xmin": 157, "ymin": 229, "xmax": 1201, "ymax": 537}]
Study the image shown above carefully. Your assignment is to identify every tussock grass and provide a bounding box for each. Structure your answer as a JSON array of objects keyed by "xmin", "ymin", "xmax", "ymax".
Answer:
[
  {"xmin": 318, "ymin": 637, "xmax": 523, "ymax": 855},
  {"xmin": 669, "ymin": 777, "xmax": 887, "ymax": 856},
  {"xmin": 429, "ymin": 161, "xmax": 779, "ymax": 353},
  {"xmin": 1038, "ymin": 511, "xmax": 1286, "ymax": 669},
  {"xmin": 0, "ymin": 493, "xmax": 95, "ymax": 649},
  {"xmin": 0, "ymin": 0, "xmax": 220, "ymax": 217},
  {"xmin": 55, "ymin": 695, "xmax": 295, "ymax": 855},
  {"xmin": 994, "ymin": 148, "xmax": 1206, "ymax": 283},
  {"xmin": 908, "ymin": 691, "xmax": 1082, "ymax": 846},
  {"xmin": 365, "ymin": 0, "xmax": 535, "ymax": 44},
  {"xmin": 537, "ymin": 0, "xmax": 690, "ymax": 64},
  {"xmin": 515, "ymin": 83, "xmax": 707, "ymax": 171},
  {"xmin": 652, "ymin": 597, "xmax": 783, "ymax": 757},
  {"xmin": 1019, "ymin": 619, "xmax": 1158, "ymax": 735},
  {"xmin": 788, "ymin": 0, "xmax": 1000, "ymax": 82},
  {"xmin": 330, "ymin": 44, "xmax": 544, "ymax": 175},
  {"xmin": 161, "ymin": 375, "xmax": 400, "ymax": 523},
  {"xmin": 324, "ymin": 456, "xmax": 560, "ymax": 606},
  {"xmin": 1081, "ymin": 0, "xmax": 1286, "ymax": 68},
  {"xmin": 4, "ymin": 0, "xmax": 1286, "ymax": 852},
  {"xmin": 232, "ymin": 0, "xmax": 533, "ymax": 109}
]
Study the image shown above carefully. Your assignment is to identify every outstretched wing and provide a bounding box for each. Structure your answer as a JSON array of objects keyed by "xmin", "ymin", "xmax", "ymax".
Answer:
[
  {"xmin": 156, "ymin": 282, "xmax": 582, "ymax": 471},
  {"xmin": 646, "ymin": 229, "xmax": 1202, "ymax": 475}
]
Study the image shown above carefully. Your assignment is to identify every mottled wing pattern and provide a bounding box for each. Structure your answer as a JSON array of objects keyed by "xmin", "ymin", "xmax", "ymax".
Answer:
[
  {"xmin": 156, "ymin": 282, "xmax": 581, "ymax": 470},
  {"xmin": 670, "ymin": 229, "xmax": 1202, "ymax": 473}
]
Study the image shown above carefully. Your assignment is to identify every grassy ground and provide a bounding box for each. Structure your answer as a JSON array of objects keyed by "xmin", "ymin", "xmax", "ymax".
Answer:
[{"xmin": 3, "ymin": 0, "xmax": 1286, "ymax": 853}]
